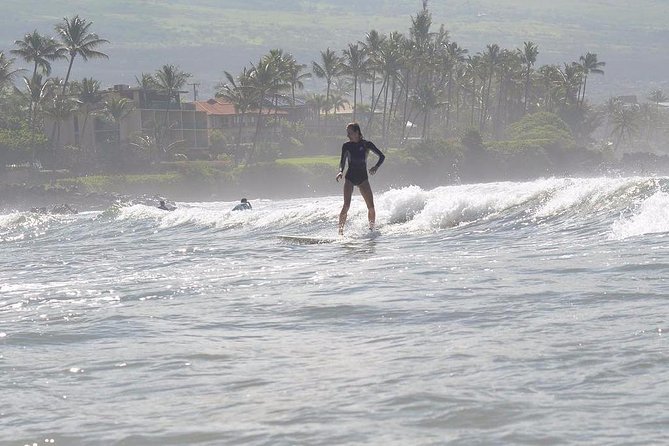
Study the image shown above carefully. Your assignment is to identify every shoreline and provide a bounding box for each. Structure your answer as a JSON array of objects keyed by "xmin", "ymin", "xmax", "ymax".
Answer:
[{"xmin": 3, "ymin": 155, "xmax": 669, "ymax": 213}]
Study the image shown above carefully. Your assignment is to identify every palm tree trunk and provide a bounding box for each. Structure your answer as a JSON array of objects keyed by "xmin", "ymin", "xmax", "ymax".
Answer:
[
  {"xmin": 470, "ymin": 78, "xmax": 477, "ymax": 128},
  {"xmin": 580, "ymin": 75, "xmax": 588, "ymax": 106},
  {"xmin": 367, "ymin": 77, "xmax": 387, "ymax": 131},
  {"xmin": 400, "ymin": 70, "xmax": 411, "ymax": 143},
  {"xmin": 382, "ymin": 76, "xmax": 390, "ymax": 140},
  {"xmin": 422, "ymin": 109, "xmax": 428, "ymax": 139},
  {"xmin": 370, "ymin": 70, "xmax": 377, "ymax": 112},
  {"xmin": 249, "ymin": 97, "xmax": 264, "ymax": 165},
  {"xmin": 524, "ymin": 68, "xmax": 531, "ymax": 114},
  {"xmin": 446, "ymin": 71, "xmax": 453, "ymax": 132},
  {"xmin": 235, "ymin": 115, "xmax": 244, "ymax": 165},
  {"xmin": 62, "ymin": 56, "xmax": 75, "ymax": 94},
  {"xmin": 352, "ymin": 73, "xmax": 358, "ymax": 122},
  {"xmin": 30, "ymin": 104, "xmax": 36, "ymax": 163},
  {"xmin": 324, "ymin": 82, "xmax": 331, "ymax": 124}
]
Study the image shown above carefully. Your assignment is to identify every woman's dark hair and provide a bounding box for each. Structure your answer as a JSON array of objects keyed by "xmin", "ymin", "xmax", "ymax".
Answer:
[{"xmin": 346, "ymin": 122, "xmax": 363, "ymax": 140}]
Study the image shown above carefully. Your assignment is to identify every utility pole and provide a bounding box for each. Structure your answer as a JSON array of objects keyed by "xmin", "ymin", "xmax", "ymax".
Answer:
[{"xmin": 188, "ymin": 82, "xmax": 200, "ymax": 101}]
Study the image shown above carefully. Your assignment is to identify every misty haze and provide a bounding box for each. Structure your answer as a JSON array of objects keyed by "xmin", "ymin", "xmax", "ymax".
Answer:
[{"xmin": 1, "ymin": 2, "xmax": 668, "ymax": 445}]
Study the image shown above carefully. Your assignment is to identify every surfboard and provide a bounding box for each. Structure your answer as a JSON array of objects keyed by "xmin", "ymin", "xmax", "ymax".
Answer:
[{"xmin": 277, "ymin": 235, "xmax": 339, "ymax": 244}]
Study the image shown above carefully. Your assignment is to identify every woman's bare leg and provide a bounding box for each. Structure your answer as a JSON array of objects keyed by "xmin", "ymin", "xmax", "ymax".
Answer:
[
  {"xmin": 358, "ymin": 180, "xmax": 376, "ymax": 230},
  {"xmin": 339, "ymin": 180, "xmax": 354, "ymax": 235}
]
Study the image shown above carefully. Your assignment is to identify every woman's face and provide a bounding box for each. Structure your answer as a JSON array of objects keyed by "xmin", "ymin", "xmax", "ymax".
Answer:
[{"xmin": 347, "ymin": 127, "xmax": 361, "ymax": 142}]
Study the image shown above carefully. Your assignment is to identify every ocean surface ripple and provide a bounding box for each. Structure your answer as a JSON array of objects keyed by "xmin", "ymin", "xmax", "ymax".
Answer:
[{"xmin": 1, "ymin": 177, "xmax": 668, "ymax": 445}]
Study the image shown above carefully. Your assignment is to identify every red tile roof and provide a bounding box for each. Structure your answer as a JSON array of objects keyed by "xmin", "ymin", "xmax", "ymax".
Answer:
[{"xmin": 194, "ymin": 99, "xmax": 287, "ymax": 116}]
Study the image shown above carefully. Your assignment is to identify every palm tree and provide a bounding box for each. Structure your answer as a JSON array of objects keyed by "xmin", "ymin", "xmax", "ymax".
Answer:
[
  {"xmin": 638, "ymin": 102, "xmax": 655, "ymax": 144},
  {"xmin": 383, "ymin": 31, "xmax": 408, "ymax": 136},
  {"xmin": 610, "ymin": 106, "xmax": 639, "ymax": 155},
  {"xmin": 11, "ymin": 30, "xmax": 64, "ymax": 78},
  {"xmin": 329, "ymin": 94, "xmax": 350, "ymax": 115},
  {"xmin": 464, "ymin": 55, "xmax": 482, "ymax": 127},
  {"xmin": 128, "ymin": 133, "xmax": 183, "ymax": 164},
  {"xmin": 21, "ymin": 73, "xmax": 53, "ymax": 161},
  {"xmin": 0, "ymin": 52, "xmax": 22, "ymax": 89},
  {"xmin": 341, "ymin": 43, "xmax": 369, "ymax": 121},
  {"xmin": 372, "ymin": 37, "xmax": 403, "ymax": 137},
  {"xmin": 43, "ymin": 93, "xmax": 81, "ymax": 165},
  {"xmin": 409, "ymin": 6, "xmax": 433, "ymax": 54},
  {"xmin": 600, "ymin": 96, "xmax": 622, "ymax": 138},
  {"xmin": 312, "ymin": 48, "xmax": 343, "ymax": 122},
  {"xmin": 536, "ymin": 64, "xmax": 562, "ymax": 112},
  {"xmin": 10, "ymin": 32, "xmax": 60, "ymax": 139},
  {"xmin": 575, "ymin": 52, "xmax": 605, "ymax": 106},
  {"xmin": 361, "ymin": 30, "xmax": 386, "ymax": 112},
  {"xmin": 263, "ymin": 49, "xmax": 291, "ymax": 115},
  {"xmin": 71, "ymin": 77, "xmax": 102, "ymax": 151},
  {"xmin": 479, "ymin": 43, "xmax": 500, "ymax": 132},
  {"xmin": 411, "ymin": 83, "xmax": 443, "ymax": 139},
  {"xmin": 519, "ymin": 41, "xmax": 538, "ymax": 113},
  {"xmin": 153, "ymin": 64, "xmax": 191, "ymax": 149},
  {"xmin": 135, "ymin": 73, "xmax": 157, "ymax": 108},
  {"xmin": 247, "ymin": 58, "xmax": 279, "ymax": 162},
  {"xmin": 154, "ymin": 64, "xmax": 190, "ymax": 110},
  {"xmin": 216, "ymin": 68, "xmax": 257, "ymax": 164},
  {"xmin": 305, "ymin": 93, "xmax": 328, "ymax": 129},
  {"xmin": 444, "ymin": 41, "xmax": 468, "ymax": 131},
  {"xmin": 398, "ymin": 36, "xmax": 418, "ymax": 142},
  {"xmin": 648, "ymin": 89, "xmax": 668, "ymax": 113},
  {"xmin": 285, "ymin": 58, "xmax": 311, "ymax": 107},
  {"xmin": 558, "ymin": 63, "xmax": 582, "ymax": 109},
  {"xmin": 493, "ymin": 49, "xmax": 522, "ymax": 136},
  {"xmin": 99, "ymin": 96, "xmax": 136, "ymax": 160},
  {"xmin": 55, "ymin": 15, "xmax": 109, "ymax": 94}
]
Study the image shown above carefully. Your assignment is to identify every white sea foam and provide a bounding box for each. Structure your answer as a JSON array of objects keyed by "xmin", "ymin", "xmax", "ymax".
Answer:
[
  {"xmin": 2, "ymin": 176, "xmax": 669, "ymax": 445},
  {"xmin": 610, "ymin": 191, "xmax": 669, "ymax": 239}
]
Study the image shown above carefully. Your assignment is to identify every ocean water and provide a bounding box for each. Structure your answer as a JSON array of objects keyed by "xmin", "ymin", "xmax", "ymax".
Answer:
[{"xmin": 1, "ymin": 176, "xmax": 668, "ymax": 446}]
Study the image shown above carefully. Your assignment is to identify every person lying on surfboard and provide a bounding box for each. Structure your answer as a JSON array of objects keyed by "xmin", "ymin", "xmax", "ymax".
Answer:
[
  {"xmin": 157, "ymin": 200, "xmax": 175, "ymax": 211},
  {"xmin": 232, "ymin": 198, "xmax": 252, "ymax": 211},
  {"xmin": 336, "ymin": 122, "xmax": 385, "ymax": 235}
]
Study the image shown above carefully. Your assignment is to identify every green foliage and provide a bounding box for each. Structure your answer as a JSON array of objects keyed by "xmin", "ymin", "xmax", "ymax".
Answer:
[
  {"xmin": 0, "ymin": 89, "xmax": 29, "ymax": 129},
  {"xmin": 486, "ymin": 139, "xmax": 550, "ymax": 156},
  {"xmin": 276, "ymin": 120, "xmax": 307, "ymax": 156},
  {"xmin": 162, "ymin": 159, "xmax": 233, "ymax": 175},
  {"xmin": 402, "ymin": 139, "xmax": 463, "ymax": 165},
  {"xmin": 236, "ymin": 160, "xmax": 334, "ymax": 194},
  {"xmin": 0, "ymin": 126, "xmax": 47, "ymax": 165},
  {"xmin": 500, "ymin": 112, "xmax": 577, "ymax": 165},
  {"xmin": 208, "ymin": 129, "xmax": 230, "ymax": 155},
  {"xmin": 506, "ymin": 111, "xmax": 572, "ymax": 141},
  {"xmin": 57, "ymin": 173, "xmax": 182, "ymax": 193},
  {"xmin": 175, "ymin": 160, "xmax": 215, "ymax": 180},
  {"xmin": 460, "ymin": 128, "xmax": 484, "ymax": 152},
  {"xmin": 275, "ymin": 155, "xmax": 339, "ymax": 167}
]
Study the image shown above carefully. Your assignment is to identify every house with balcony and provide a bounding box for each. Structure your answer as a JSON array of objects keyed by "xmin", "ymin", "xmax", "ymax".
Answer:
[
  {"xmin": 47, "ymin": 84, "xmax": 210, "ymax": 158},
  {"xmin": 46, "ymin": 86, "xmax": 312, "ymax": 161},
  {"xmin": 193, "ymin": 98, "xmax": 289, "ymax": 143}
]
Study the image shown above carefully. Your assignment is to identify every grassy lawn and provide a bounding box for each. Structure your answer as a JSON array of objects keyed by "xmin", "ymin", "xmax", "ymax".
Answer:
[{"xmin": 276, "ymin": 156, "xmax": 339, "ymax": 167}]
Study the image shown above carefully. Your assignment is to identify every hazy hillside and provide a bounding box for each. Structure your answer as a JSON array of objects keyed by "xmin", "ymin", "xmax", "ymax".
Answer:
[{"xmin": 2, "ymin": 0, "xmax": 667, "ymax": 100}]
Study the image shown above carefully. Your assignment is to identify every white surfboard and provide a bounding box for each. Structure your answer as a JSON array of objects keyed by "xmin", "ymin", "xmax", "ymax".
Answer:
[{"xmin": 277, "ymin": 235, "xmax": 339, "ymax": 244}]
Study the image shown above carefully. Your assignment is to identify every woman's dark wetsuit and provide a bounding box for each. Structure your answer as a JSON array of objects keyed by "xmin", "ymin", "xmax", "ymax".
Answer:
[{"xmin": 339, "ymin": 140, "xmax": 385, "ymax": 185}]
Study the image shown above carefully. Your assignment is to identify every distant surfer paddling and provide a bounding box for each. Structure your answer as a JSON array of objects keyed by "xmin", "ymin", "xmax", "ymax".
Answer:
[
  {"xmin": 232, "ymin": 198, "xmax": 252, "ymax": 211},
  {"xmin": 157, "ymin": 200, "xmax": 175, "ymax": 211},
  {"xmin": 336, "ymin": 122, "xmax": 385, "ymax": 235}
]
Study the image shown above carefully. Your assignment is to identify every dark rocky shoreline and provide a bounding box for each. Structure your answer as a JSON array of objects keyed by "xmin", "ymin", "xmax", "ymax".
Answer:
[{"xmin": 0, "ymin": 183, "xmax": 124, "ymax": 213}]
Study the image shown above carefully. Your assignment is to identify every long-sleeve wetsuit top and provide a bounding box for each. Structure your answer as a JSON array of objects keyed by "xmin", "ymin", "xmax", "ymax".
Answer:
[{"xmin": 339, "ymin": 139, "xmax": 385, "ymax": 185}]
